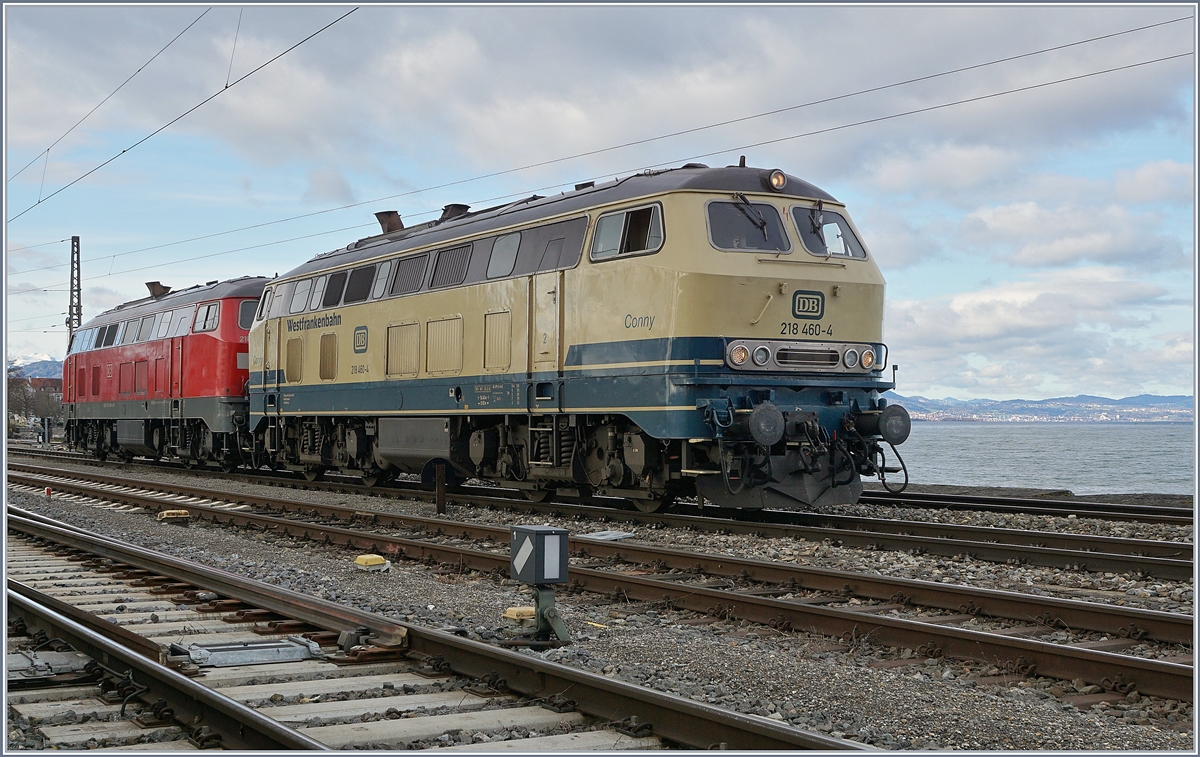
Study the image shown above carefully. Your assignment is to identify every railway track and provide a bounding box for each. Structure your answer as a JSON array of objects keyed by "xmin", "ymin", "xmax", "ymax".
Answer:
[
  {"xmin": 7, "ymin": 469, "xmax": 1193, "ymax": 707},
  {"xmin": 9, "ymin": 462, "xmax": 1193, "ymax": 580},
  {"xmin": 6, "ymin": 510, "xmax": 857, "ymax": 751},
  {"xmin": 11, "ymin": 445, "xmax": 1193, "ymax": 526}
]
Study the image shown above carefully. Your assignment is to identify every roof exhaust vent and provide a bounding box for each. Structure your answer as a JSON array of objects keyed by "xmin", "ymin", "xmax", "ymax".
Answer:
[
  {"xmin": 438, "ymin": 204, "xmax": 470, "ymax": 223},
  {"xmin": 146, "ymin": 281, "xmax": 172, "ymax": 297},
  {"xmin": 574, "ymin": 181, "xmax": 594, "ymax": 191},
  {"xmin": 374, "ymin": 210, "xmax": 404, "ymax": 234}
]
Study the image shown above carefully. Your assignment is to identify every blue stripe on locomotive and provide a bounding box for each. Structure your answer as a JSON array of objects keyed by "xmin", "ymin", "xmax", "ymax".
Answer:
[{"xmin": 249, "ymin": 338, "xmax": 892, "ymax": 440}]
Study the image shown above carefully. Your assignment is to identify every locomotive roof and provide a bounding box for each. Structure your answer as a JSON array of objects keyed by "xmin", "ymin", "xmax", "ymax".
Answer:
[
  {"xmin": 79, "ymin": 276, "xmax": 269, "ymax": 329},
  {"xmin": 280, "ymin": 164, "xmax": 839, "ymax": 280}
]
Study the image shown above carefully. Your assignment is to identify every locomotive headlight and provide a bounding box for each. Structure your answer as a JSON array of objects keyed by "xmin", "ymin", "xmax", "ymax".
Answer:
[
  {"xmin": 730, "ymin": 344, "xmax": 750, "ymax": 366},
  {"xmin": 860, "ymin": 349, "xmax": 876, "ymax": 370},
  {"xmin": 768, "ymin": 170, "xmax": 787, "ymax": 191},
  {"xmin": 843, "ymin": 348, "xmax": 860, "ymax": 368},
  {"xmin": 752, "ymin": 345, "xmax": 771, "ymax": 366}
]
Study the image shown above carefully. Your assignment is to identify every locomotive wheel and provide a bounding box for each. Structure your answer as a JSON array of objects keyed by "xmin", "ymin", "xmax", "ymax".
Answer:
[
  {"xmin": 302, "ymin": 465, "xmax": 325, "ymax": 482},
  {"xmin": 360, "ymin": 470, "xmax": 384, "ymax": 487},
  {"xmin": 181, "ymin": 458, "xmax": 196, "ymax": 470},
  {"xmin": 94, "ymin": 449, "xmax": 107, "ymax": 462},
  {"xmin": 522, "ymin": 489, "xmax": 550, "ymax": 502},
  {"xmin": 632, "ymin": 497, "xmax": 667, "ymax": 513},
  {"xmin": 219, "ymin": 459, "xmax": 237, "ymax": 473},
  {"xmin": 118, "ymin": 451, "xmax": 134, "ymax": 464}
]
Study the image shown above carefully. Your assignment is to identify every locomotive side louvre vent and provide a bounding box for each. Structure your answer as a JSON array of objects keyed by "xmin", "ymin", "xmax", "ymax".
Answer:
[
  {"xmin": 387, "ymin": 322, "xmax": 420, "ymax": 376},
  {"xmin": 119, "ymin": 362, "xmax": 134, "ymax": 396},
  {"xmin": 775, "ymin": 346, "xmax": 839, "ymax": 367},
  {"xmin": 91, "ymin": 365, "xmax": 100, "ymax": 396},
  {"xmin": 484, "ymin": 311, "xmax": 512, "ymax": 372},
  {"xmin": 426, "ymin": 316, "xmax": 464, "ymax": 375},
  {"xmin": 391, "ymin": 254, "xmax": 428, "ymax": 296},
  {"xmin": 134, "ymin": 361, "xmax": 149, "ymax": 395},
  {"xmin": 319, "ymin": 333, "xmax": 338, "ymax": 381},
  {"xmin": 286, "ymin": 338, "xmax": 304, "ymax": 383},
  {"xmin": 431, "ymin": 245, "xmax": 472, "ymax": 289}
]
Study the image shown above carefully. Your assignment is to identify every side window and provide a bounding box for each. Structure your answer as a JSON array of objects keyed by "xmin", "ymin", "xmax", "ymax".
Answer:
[
  {"xmin": 102, "ymin": 323, "xmax": 119, "ymax": 347},
  {"xmin": 171, "ymin": 307, "xmax": 194, "ymax": 337},
  {"xmin": 390, "ymin": 254, "xmax": 428, "ymax": 295},
  {"xmin": 308, "ymin": 276, "xmax": 327, "ymax": 310},
  {"xmin": 193, "ymin": 303, "xmax": 219, "ymax": 333},
  {"xmin": 486, "ymin": 233, "xmax": 520, "ymax": 279},
  {"xmin": 120, "ymin": 320, "xmax": 138, "ymax": 345},
  {"xmin": 430, "ymin": 245, "xmax": 471, "ymax": 288},
  {"xmin": 137, "ymin": 315, "xmax": 156, "ymax": 342},
  {"xmin": 342, "ymin": 265, "xmax": 376, "ymax": 304},
  {"xmin": 590, "ymin": 205, "xmax": 663, "ymax": 261},
  {"xmin": 238, "ymin": 300, "xmax": 257, "ymax": 330},
  {"xmin": 290, "ymin": 280, "xmax": 313, "ymax": 314},
  {"xmin": 707, "ymin": 199, "xmax": 790, "ymax": 252},
  {"xmin": 792, "ymin": 207, "xmax": 867, "ymax": 259},
  {"xmin": 371, "ymin": 260, "xmax": 394, "ymax": 299},
  {"xmin": 256, "ymin": 289, "xmax": 273, "ymax": 320},
  {"xmin": 322, "ymin": 271, "xmax": 348, "ymax": 308}
]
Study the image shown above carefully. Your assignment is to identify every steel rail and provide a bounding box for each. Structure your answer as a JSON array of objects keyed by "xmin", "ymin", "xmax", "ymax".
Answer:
[
  {"xmin": 7, "ymin": 584, "xmax": 330, "ymax": 750},
  {"xmin": 10, "ymin": 493, "xmax": 1192, "ymax": 702},
  {"xmin": 20, "ymin": 466, "xmax": 1188, "ymax": 644},
  {"xmin": 5, "ymin": 512, "xmax": 864, "ymax": 750},
  {"xmin": 861, "ymin": 490, "xmax": 1193, "ymax": 523},
  {"xmin": 12, "ymin": 446, "xmax": 1191, "ymax": 526},
  {"xmin": 12, "ymin": 460, "xmax": 1188, "ymax": 559},
  {"xmin": 10, "ymin": 465, "xmax": 1192, "ymax": 579}
]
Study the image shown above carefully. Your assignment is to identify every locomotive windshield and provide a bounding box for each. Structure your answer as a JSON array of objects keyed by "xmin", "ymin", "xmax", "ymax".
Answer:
[
  {"xmin": 793, "ymin": 207, "xmax": 867, "ymax": 259},
  {"xmin": 706, "ymin": 199, "xmax": 790, "ymax": 252}
]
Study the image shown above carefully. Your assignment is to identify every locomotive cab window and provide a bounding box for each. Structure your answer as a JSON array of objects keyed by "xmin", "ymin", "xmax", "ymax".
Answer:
[
  {"xmin": 238, "ymin": 300, "xmax": 257, "ymax": 330},
  {"xmin": 308, "ymin": 276, "xmax": 327, "ymax": 310},
  {"xmin": 290, "ymin": 280, "xmax": 313, "ymax": 314},
  {"xmin": 256, "ymin": 289, "xmax": 273, "ymax": 321},
  {"xmin": 193, "ymin": 303, "xmax": 219, "ymax": 333},
  {"xmin": 792, "ymin": 206, "xmax": 867, "ymax": 259},
  {"xmin": 487, "ymin": 233, "xmax": 520, "ymax": 278},
  {"xmin": 707, "ymin": 197, "xmax": 790, "ymax": 252},
  {"xmin": 590, "ymin": 204, "xmax": 663, "ymax": 261}
]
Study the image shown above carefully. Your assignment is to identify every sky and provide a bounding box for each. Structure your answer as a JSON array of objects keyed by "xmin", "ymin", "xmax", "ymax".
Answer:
[{"xmin": 3, "ymin": 4, "xmax": 1195, "ymax": 401}]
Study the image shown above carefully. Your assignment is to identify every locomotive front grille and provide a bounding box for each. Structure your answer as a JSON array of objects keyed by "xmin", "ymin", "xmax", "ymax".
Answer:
[{"xmin": 774, "ymin": 347, "xmax": 839, "ymax": 367}]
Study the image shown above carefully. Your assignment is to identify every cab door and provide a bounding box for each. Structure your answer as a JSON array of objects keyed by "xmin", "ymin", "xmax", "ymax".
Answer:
[{"xmin": 531, "ymin": 270, "xmax": 561, "ymax": 373}]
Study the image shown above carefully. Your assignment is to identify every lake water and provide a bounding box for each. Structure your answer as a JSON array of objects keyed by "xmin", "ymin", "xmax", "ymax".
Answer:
[{"xmin": 892, "ymin": 422, "xmax": 1195, "ymax": 496}]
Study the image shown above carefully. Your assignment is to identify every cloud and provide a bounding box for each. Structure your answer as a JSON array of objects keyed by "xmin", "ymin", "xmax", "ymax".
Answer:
[
  {"xmin": 302, "ymin": 167, "xmax": 356, "ymax": 205},
  {"xmin": 958, "ymin": 201, "xmax": 1188, "ymax": 268},
  {"xmin": 886, "ymin": 267, "xmax": 1190, "ymax": 397},
  {"xmin": 868, "ymin": 143, "xmax": 1018, "ymax": 194},
  {"xmin": 1113, "ymin": 160, "xmax": 1193, "ymax": 205}
]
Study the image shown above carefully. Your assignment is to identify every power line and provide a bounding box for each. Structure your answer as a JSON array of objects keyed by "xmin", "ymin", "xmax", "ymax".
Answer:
[
  {"xmin": 7, "ymin": 13, "xmax": 1190, "ymax": 274},
  {"xmin": 7, "ymin": 8, "xmax": 212, "ymax": 183},
  {"xmin": 6, "ymin": 48, "xmax": 1191, "ymax": 305},
  {"xmin": 7, "ymin": 7, "xmax": 358, "ymax": 223}
]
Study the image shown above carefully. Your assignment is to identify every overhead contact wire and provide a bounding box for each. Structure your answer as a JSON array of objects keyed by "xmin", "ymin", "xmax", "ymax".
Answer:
[
  {"xmin": 6, "ymin": 7, "xmax": 358, "ymax": 223},
  {"xmin": 6, "ymin": 49, "xmax": 1192, "ymax": 298},
  {"xmin": 7, "ymin": 14, "xmax": 1191, "ymax": 272},
  {"xmin": 6, "ymin": 8, "xmax": 213, "ymax": 183}
]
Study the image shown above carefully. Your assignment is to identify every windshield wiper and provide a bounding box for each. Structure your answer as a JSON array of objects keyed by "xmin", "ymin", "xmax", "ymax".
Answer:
[
  {"xmin": 733, "ymin": 192, "xmax": 769, "ymax": 241},
  {"xmin": 809, "ymin": 199, "xmax": 828, "ymax": 253}
]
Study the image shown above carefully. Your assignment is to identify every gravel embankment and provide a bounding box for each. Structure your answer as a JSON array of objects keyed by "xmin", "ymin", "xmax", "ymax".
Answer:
[{"xmin": 5, "ymin": 471, "xmax": 1193, "ymax": 751}]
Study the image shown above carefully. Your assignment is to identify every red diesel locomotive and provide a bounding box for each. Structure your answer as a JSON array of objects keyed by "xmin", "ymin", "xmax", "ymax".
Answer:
[{"xmin": 63, "ymin": 277, "xmax": 268, "ymax": 468}]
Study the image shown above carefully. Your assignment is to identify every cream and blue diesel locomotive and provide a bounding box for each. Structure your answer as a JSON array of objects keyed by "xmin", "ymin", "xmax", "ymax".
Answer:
[{"xmin": 247, "ymin": 163, "xmax": 910, "ymax": 510}]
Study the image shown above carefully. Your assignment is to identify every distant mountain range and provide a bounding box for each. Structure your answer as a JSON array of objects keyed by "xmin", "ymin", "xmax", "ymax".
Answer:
[
  {"xmin": 7, "ymin": 356, "xmax": 63, "ymax": 379},
  {"xmin": 886, "ymin": 392, "xmax": 1193, "ymax": 423},
  {"xmin": 4, "ymin": 355, "xmax": 1192, "ymax": 422}
]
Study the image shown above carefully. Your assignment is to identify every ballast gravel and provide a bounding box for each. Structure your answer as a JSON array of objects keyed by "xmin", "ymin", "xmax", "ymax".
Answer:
[{"xmin": 5, "ymin": 472, "xmax": 1195, "ymax": 751}]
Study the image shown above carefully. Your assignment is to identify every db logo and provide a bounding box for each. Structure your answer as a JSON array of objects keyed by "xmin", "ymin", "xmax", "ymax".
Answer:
[
  {"xmin": 353, "ymin": 326, "xmax": 368, "ymax": 353},
  {"xmin": 792, "ymin": 291, "xmax": 825, "ymax": 320}
]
